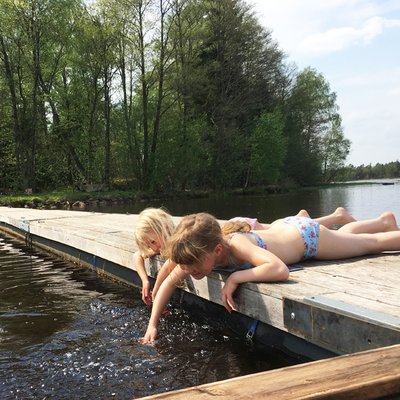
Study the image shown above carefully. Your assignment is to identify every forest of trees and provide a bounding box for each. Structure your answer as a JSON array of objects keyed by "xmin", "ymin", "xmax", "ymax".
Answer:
[
  {"xmin": 0, "ymin": 0, "xmax": 352, "ymax": 193},
  {"xmin": 337, "ymin": 161, "xmax": 400, "ymax": 182}
]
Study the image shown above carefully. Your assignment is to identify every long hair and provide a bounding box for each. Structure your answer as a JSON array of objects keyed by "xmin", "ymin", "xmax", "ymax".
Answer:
[
  {"xmin": 135, "ymin": 208, "xmax": 175, "ymax": 258},
  {"xmin": 165, "ymin": 213, "xmax": 223, "ymax": 265},
  {"xmin": 221, "ymin": 220, "xmax": 252, "ymax": 235}
]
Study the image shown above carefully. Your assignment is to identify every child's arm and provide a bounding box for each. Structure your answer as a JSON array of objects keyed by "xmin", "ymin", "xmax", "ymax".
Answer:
[
  {"xmin": 221, "ymin": 236, "xmax": 289, "ymax": 312},
  {"xmin": 133, "ymin": 251, "xmax": 151, "ymax": 305},
  {"xmin": 152, "ymin": 258, "xmax": 177, "ymax": 301},
  {"xmin": 141, "ymin": 265, "xmax": 189, "ymax": 343}
]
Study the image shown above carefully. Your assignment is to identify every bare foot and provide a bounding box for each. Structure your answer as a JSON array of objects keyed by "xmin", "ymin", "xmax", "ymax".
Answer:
[
  {"xmin": 333, "ymin": 207, "xmax": 356, "ymax": 225},
  {"xmin": 380, "ymin": 211, "xmax": 399, "ymax": 231},
  {"xmin": 296, "ymin": 209, "xmax": 310, "ymax": 218}
]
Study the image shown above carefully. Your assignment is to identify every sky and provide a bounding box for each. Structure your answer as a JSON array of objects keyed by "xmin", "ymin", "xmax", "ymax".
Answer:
[{"xmin": 248, "ymin": 0, "xmax": 400, "ymax": 166}]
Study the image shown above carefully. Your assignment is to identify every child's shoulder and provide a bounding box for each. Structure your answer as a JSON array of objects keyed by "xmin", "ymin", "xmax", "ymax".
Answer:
[
  {"xmin": 227, "ymin": 231, "xmax": 252, "ymax": 245},
  {"xmin": 228, "ymin": 231, "xmax": 267, "ymax": 250}
]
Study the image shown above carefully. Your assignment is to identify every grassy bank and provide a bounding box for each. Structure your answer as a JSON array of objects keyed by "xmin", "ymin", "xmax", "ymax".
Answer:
[
  {"xmin": 0, "ymin": 188, "xmax": 212, "ymax": 209},
  {"xmin": 0, "ymin": 189, "xmax": 140, "ymax": 209},
  {"xmin": 1, "ymin": 182, "xmax": 366, "ymax": 209}
]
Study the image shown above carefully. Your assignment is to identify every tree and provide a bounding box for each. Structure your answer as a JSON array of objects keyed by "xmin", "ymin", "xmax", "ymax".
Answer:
[
  {"xmin": 284, "ymin": 67, "xmax": 347, "ymax": 185},
  {"xmin": 0, "ymin": 0, "xmax": 88, "ymax": 190},
  {"xmin": 191, "ymin": 0, "xmax": 287, "ymax": 188},
  {"xmin": 248, "ymin": 110, "xmax": 287, "ymax": 186},
  {"xmin": 154, "ymin": 0, "xmax": 210, "ymax": 190},
  {"xmin": 0, "ymin": 0, "xmax": 353, "ymax": 192},
  {"xmin": 321, "ymin": 116, "xmax": 351, "ymax": 182}
]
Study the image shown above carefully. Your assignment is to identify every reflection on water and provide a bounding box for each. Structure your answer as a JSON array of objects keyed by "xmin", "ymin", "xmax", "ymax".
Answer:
[
  {"xmin": 2, "ymin": 182, "xmax": 399, "ymax": 398},
  {"xmin": 87, "ymin": 181, "xmax": 400, "ymax": 223},
  {"xmin": 0, "ymin": 235, "xmax": 296, "ymax": 400}
]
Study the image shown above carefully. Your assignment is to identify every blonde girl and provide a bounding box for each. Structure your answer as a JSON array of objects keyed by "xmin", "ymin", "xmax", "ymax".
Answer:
[
  {"xmin": 142, "ymin": 211, "xmax": 399, "ymax": 343},
  {"xmin": 134, "ymin": 208, "xmax": 175, "ymax": 304}
]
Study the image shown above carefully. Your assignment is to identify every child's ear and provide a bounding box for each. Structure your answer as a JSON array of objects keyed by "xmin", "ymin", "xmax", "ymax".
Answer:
[{"xmin": 214, "ymin": 243, "xmax": 223, "ymax": 256}]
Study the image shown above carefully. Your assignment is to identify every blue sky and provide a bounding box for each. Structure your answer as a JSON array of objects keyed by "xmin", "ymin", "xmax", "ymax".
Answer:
[{"xmin": 249, "ymin": 0, "xmax": 400, "ymax": 166}]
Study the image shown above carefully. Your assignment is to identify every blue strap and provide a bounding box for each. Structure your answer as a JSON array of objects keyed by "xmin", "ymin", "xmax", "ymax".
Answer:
[
  {"xmin": 289, "ymin": 266, "xmax": 304, "ymax": 272},
  {"xmin": 92, "ymin": 255, "xmax": 97, "ymax": 270},
  {"xmin": 246, "ymin": 319, "xmax": 259, "ymax": 342}
]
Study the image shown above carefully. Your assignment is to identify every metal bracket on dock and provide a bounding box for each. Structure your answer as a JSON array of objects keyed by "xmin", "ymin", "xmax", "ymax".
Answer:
[
  {"xmin": 91, "ymin": 255, "xmax": 97, "ymax": 270},
  {"xmin": 18, "ymin": 219, "xmax": 32, "ymax": 249}
]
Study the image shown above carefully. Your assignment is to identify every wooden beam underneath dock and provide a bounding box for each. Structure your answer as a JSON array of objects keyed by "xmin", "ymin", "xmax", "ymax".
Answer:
[{"xmin": 137, "ymin": 344, "xmax": 400, "ymax": 400}]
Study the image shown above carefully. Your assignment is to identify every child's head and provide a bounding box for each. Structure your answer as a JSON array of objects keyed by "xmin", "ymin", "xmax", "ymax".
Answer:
[
  {"xmin": 135, "ymin": 208, "xmax": 175, "ymax": 258},
  {"xmin": 165, "ymin": 213, "xmax": 223, "ymax": 277}
]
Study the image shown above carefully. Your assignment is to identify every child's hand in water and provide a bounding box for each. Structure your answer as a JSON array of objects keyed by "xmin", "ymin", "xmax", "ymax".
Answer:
[
  {"xmin": 141, "ymin": 282, "xmax": 152, "ymax": 305},
  {"xmin": 221, "ymin": 276, "xmax": 239, "ymax": 313},
  {"xmin": 141, "ymin": 325, "xmax": 158, "ymax": 344}
]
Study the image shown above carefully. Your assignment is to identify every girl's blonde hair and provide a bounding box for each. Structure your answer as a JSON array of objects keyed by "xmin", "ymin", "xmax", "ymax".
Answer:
[
  {"xmin": 135, "ymin": 208, "xmax": 175, "ymax": 258},
  {"xmin": 221, "ymin": 220, "xmax": 252, "ymax": 235},
  {"xmin": 165, "ymin": 213, "xmax": 222, "ymax": 265}
]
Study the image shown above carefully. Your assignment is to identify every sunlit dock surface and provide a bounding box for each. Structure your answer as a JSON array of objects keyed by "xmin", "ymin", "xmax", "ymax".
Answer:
[
  {"xmin": 138, "ymin": 344, "xmax": 400, "ymax": 400},
  {"xmin": 0, "ymin": 206, "xmax": 399, "ymax": 359}
]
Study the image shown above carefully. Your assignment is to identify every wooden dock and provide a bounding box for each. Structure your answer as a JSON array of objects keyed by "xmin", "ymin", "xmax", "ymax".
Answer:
[
  {"xmin": 0, "ymin": 206, "xmax": 399, "ymax": 358},
  {"xmin": 137, "ymin": 344, "xmax": 400, "ymax": 400}
]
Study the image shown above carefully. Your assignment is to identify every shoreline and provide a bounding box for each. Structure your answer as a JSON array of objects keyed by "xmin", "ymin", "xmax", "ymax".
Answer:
[{"xmin": 0, "ymin": 180, "xmax": 393, "ymax": 210}]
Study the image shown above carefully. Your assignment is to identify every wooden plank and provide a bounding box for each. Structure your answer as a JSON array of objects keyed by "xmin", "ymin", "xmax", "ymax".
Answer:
[
  {"xmin": 303, "ymin": 255, "xmax": 400, "ymax": 287},
  {"xmin": 290, "ymin": 268, "xmax": 399, "ymax": 306},
  {"xmin": 26, "ymin": 224, "xmax": 136, "ymax": 269},
  {"xmin": 137, "ymin": 344, "xmax": 400, "ymax": 400},
  {"xmin": 311, "ymin": 291, "xmax": 400, "ymax": 320}
]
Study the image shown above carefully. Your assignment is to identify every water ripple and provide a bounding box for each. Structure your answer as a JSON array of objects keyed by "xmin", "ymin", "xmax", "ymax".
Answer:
[{"xmin": 0, "ymin": 233, "xmax": 296, "ymax": 400}]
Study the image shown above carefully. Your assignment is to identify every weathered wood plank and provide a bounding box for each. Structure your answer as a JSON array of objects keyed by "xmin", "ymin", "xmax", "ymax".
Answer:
[
  {"xmin": 310, "ymin": 291, "xmax": 400, "ymax": 320},
  {"xmin": 137, "ymin": 344, "xmax": 400, "ymax": 400},
  {"xmin": 302, "ymin": 255, "xmax": 400, "ymax": 287},
  {"xmin": 290, "ymin": 268, "xmax": 399, "ymax": 306}
]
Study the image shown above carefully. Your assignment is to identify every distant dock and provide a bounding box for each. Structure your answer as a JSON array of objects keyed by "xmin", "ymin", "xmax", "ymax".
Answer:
[{"xmin": 0, "ymin": 206, "xmax": 399, "ymax": 359}]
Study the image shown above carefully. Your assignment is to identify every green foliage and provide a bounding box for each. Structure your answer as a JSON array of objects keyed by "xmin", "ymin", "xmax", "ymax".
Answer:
[
  {"xmin": 0, "ymin": 120, "xmax": 17, "ymax": 190},
  {"xmin": 249, "ymin": 111, "xmax": 287, "ymax": 185},
  {"xmin": 0, "ymin": 0, "xmax": 355, "ymax": 193},
  {"xmin": 0, "ymin": 189, "xmax": 138, "ymax": 207},
  {"xmin": 337, "ymin": 161, "xmax": 400, "ymax": 181},
  {"xmin": 320, "ymin": 117, "xmax": 351, "ymax": 182},
  {"xmin": 283, "ymin": 67, "xmax": 347, "ymax": 185}
]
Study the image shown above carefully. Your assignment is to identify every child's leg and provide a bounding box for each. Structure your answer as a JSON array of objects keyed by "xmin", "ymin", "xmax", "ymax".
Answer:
[
  {"xmin": 316, "ymin": 226, "xmax": 400, "ymax": 260},
  {"xmin": 269, "ymin": 210, "xmax": 310, "ymax": 228},
  {"xmin": 268, "ymin": 207, "xmax": 353, "ymax": 229},
  {"xmin": 314, "ymin": 207, "xmax": 356, "ymax": 228},
  {"xmin": 296, "ymin": 209, "xmax": 311, "ymax": 218},
  {"xmin": 338, "ymin": 211, "xmax": 399, "ymax": 234}
]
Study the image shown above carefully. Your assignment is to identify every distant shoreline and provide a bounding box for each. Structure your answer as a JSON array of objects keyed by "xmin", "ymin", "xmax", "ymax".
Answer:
[{"xmin": 1, "ymin": 179, "xmax": 398, "ymax": 210}]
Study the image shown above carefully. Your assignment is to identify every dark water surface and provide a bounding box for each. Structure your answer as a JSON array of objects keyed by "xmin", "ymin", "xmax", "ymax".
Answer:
[
  {"xmin": 0, "ymin": 235, "xmax": 296, "ymax": 400},
  {"xmin": 87, "ymin": 180, "xmax": 400, "ymax": 222},
  {"xmin": 2, "ymin": 181, "xmax": 400, "ymax": 399}
]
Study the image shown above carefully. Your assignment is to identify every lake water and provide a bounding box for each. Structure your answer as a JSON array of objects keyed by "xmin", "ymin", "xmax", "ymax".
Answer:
[
  {"xmin": 1, "ymin": 180, "xmax": 400, "ymax": 399},
  {"xmin": 88, "ymin": 180, "xmax": 400, "ymax": 223},
  {"xmin": 0, "ymin": 235, "xmax": 296, "ymax": 400}
]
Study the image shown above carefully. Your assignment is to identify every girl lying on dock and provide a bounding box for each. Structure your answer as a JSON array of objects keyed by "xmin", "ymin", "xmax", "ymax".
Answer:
[
  {"xmin": 141, "ymin": 211, "xmax": 399, "ymax": 343},
  {"xmin": 134, "ymin": 207, "xmax": 354, "ymax": 304}
]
